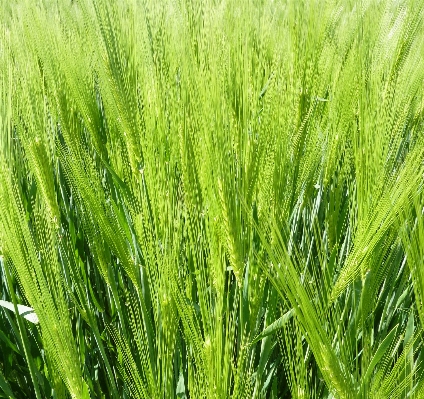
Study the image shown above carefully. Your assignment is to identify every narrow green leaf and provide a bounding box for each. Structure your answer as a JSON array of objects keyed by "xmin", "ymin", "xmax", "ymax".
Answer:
[
  {"xmin": 361, "ymin": 324, "xmax": 398, "ymax": 388},
  {"xmin": 250, "ymin": 309, "xmax": 294, "ymax": 345}
]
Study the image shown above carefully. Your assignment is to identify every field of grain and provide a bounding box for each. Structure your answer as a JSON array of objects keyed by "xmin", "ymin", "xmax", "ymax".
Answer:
[{"xmin": 1, "ymin": 1, "xmax": 424, "ymax": 398}]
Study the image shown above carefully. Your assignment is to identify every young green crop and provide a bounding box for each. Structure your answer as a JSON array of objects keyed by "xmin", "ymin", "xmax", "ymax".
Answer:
[{"xmin": 1, "ymin": 0, "xmax": 424, "ymax": 398}]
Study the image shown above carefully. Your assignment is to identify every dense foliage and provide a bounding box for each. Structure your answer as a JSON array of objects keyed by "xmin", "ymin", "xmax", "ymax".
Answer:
[{"xmin": 1, "ymin": 0, "xmax": 424, "ymax": 397}]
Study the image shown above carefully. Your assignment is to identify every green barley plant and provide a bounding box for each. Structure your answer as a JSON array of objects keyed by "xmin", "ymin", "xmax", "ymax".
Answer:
[{"xmin": 1, "ymin": 0, "xmax": 424, "ymax": 397}]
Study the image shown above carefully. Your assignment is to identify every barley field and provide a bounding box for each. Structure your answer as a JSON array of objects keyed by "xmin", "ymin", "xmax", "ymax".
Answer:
[{"xmin": 1, "ymin": 0, "xmax": 424, "ymax": 398}]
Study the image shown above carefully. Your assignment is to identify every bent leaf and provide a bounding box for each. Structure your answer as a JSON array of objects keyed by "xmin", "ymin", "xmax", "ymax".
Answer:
[
  {"xmin": 0, "ymin": 300, "xmax": 39, "ymax": 324},
  {"xmin": 250, "ymin": 309, "xmax": 294, "ymax": 345}
]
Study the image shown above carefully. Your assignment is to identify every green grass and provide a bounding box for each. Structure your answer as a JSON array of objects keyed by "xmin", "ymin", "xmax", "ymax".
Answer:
[{"xmin": 1, "ymin": 0, "xmax": 424, "ymax": 397}]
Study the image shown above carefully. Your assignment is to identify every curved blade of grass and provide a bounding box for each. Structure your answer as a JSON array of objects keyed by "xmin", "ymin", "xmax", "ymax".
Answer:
[{"xmin": 250, "ymin": 309, "xmax": 294, "ymax": 346}]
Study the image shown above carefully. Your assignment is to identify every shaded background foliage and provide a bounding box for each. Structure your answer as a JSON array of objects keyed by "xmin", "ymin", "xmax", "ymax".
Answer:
[{"xmin": 1, "ymin": 0, "xmax": 424, "ymax": 398}]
